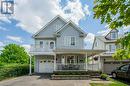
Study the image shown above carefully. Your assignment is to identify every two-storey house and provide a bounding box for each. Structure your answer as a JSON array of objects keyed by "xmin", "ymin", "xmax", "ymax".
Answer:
[
  {"xmin": 30, "ymin": 15, "xmax": 104, "ymax": 73},
  {"xmin": 92, "ymin": 29, "xmax": 130, "ymax": 74}
]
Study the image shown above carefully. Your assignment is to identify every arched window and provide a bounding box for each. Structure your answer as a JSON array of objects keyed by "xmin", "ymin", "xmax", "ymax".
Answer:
[{"xmin": 50, "ymin": 42, "xmax": 54, "ymax": 49}]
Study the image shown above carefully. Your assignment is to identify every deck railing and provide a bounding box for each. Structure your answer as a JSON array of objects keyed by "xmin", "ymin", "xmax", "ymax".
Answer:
[{"xmin": 30, "ymin": 44, "xmax": 54, "ymax": 52}]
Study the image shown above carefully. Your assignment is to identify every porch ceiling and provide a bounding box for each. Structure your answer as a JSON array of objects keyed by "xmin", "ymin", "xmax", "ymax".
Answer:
[{"xmin": 53, "ymin": 49, "xmax": 106, "ymax": 56}]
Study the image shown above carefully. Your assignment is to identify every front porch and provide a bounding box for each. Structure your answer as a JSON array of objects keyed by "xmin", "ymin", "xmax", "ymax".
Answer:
[
  {"xmin": 55, "ymin": 54, "xmax": 87, "ymax": 71},
  {"xmin": 53, "ymin": 49, "xmax": 105, "ymax": 72},
  {"xmin": 29, "ymin": 49, "xmax": 105, "ymax": 74}
]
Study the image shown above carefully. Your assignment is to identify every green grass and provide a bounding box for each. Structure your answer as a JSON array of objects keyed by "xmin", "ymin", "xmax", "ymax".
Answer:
[{"xmin": 90, "ymin": 78, "xmax": 128, "ymax": 86}]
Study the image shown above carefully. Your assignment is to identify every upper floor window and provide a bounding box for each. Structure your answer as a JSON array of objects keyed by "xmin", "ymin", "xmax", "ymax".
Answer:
[
  {"xmin": 71, "ymin": 37, "xmax": 76, "ymax": 46},
  {"xmin": 50, "ymin": 42, "xmax": 54, "ymax": 49},
  {"xmin": 64, "ymin": 36, "xmax": 76, "ymax": 46},
  {"xmin": 109, "ymin": 44, "xmax": 116, "ymax": 52},
  {"xmin": 40, "ymin": 41, "xmax": 43, "ymax": 48},
  {"xmin": 111, "ymin": 32, "xmax": 117, "ymax": 39}
]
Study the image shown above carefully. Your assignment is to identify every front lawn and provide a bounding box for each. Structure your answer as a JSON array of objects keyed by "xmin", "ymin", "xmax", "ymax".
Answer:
[{"xmin": 90, "ymin": 78, "xmax": 128, "ymax": 86}]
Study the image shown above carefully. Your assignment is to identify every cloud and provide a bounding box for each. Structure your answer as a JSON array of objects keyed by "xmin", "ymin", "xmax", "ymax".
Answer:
[
  {"xmin": 0, "ymin": 26, "xmax": 8, "ymax": 31},
  {"xmin": 84, "ymin": 5, "xmax": 91, "ymax": 16},
  {"xmin": 84, "ymin": 33, "xmax": 95, "ymax": 49},
  {"xmin": 6, "ymin": 35, "xmax": 23, "ymax": 43},
  {"xmin": 122, "ymin": 25, "xmax": 130, "ymax": 33},
  {"xmin": 84, "ymin": 33, "xmax": 95, "ymax": 43},
  {"xmin": 0, "ymin": 41, "xmax": 4, "ymax": 46},
  {"xmin": 22, "ymin": 44, "xmax": 31, "ymax": 53},
  {"xmin": 63, "ymin": 0, "xmax": 90, "ymax": 24},
  {"xmin": 97, "ymin": 29, "xmax": 111, "ymax": 36},
  {"xmin": 0, "ymin": 41, "xmax": 4, "ymax": 52},
  {"xmin": 0, "ymin": 0, "xmax": 90, "ymax": 34},
  {"xmin": 0, "ymin": 17, "xmax": 11, "ymax": 23}
]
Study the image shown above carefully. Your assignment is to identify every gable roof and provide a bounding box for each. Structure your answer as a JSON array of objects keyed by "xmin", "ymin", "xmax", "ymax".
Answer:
[
  {"xmin": 105, "ymin": 29, "xmax": 118, "ymax": 38},
  {"xmin": 32, "ymin": 15, "xmax": 67, "ymax": 38},
  {"xmin": 55, "ymin": 20, "xmax": 87, "ymax": 35},
  {"xmin": 96, "ymin": 36, "xmax": 117, "ymax": 43}
]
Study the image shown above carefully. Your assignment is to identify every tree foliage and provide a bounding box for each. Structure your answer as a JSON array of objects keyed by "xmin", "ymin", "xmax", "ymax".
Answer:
[
  {"xmin": 0, "ymin": 44, "xmax": 29, "ymax": 64},
  {"xmin": 93, "ymin": 0, "xmax": 130, "ymax": 29},
  {"xmin": 93, "ymin": 0, "xmax": 130, "ymax": 60},
  {"xmin": 113, "ymin": 32, "xmax": 130, "ymax": 60}
]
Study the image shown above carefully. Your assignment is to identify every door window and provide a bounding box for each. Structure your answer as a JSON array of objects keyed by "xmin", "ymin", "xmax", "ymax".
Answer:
[{"xmin": 67, "ymin": 56, "xmax": 75, "ymax": 64}]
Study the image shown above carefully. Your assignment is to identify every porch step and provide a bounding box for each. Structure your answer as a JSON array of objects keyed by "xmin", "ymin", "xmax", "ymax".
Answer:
[{"xmin": 51, "ymin": 75, "xmax": 90, "ymax": 80}]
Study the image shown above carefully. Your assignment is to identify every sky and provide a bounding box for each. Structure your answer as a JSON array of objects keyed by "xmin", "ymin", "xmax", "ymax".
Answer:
[{"xmin": 0, "ymin": 0, "xmax": 126, "ymax": 51}]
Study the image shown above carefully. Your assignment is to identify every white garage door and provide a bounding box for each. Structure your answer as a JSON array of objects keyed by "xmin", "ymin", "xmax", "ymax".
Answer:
[{"xmin": 39, "ymin": 59, "xmax": 54, "ymax": 73}]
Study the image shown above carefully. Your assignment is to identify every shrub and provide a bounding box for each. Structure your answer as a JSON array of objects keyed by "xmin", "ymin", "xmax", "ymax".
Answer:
[
  {"xmin": 0, "ymin": 64, "xmax": 34, "ymax": 81},
  {"xmin": 53, "ymin": 71, "xmax": 101, "ymax": 75},
  {"xmin": 100, "ymin": 73, "xmax": 109, "ymax": 80}
]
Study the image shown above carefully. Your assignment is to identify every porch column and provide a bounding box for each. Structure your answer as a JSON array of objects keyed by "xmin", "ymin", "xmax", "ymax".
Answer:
[
  {"xmin": 29, "ymin": 55, "xmax": 32, "ymax": 75},
  {"xmin": 98, "ymin": 55, "xmax": 101, "ymax": 71},
  {"xmin": 86, "ymin": 53, "xmax": 88, "ymax": 71},
  {"xmin": 54, "ymin": 54, "xmax": 56, "ymax": 71}
]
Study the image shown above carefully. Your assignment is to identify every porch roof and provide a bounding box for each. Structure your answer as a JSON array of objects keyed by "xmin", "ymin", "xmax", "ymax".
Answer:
[{"xmin": 53, "ymin": 49, "xmax": 106, "ymax": 56}]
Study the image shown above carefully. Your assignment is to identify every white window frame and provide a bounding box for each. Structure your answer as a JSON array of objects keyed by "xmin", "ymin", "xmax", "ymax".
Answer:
[
  {"xmin": 71, "ymin": 36, "xmax": 76, "ymax": 46},
  {"xmin": 111, "ymin": 32, "xmax": 117, "ymax": 39},
  {"xmin": 109, "ymin": 44, "xmax": 116, "ymax": 52},
  {"xmin": 39, "ymin": 41, "xmax": 44, "ymax": 48},
  {"xmin": 64, "ymin": 36, "xmax": 76, "ymax": 46},
  {"xmin": 49, "ymin": 41, "xmax": 55, "ymax": 50}
]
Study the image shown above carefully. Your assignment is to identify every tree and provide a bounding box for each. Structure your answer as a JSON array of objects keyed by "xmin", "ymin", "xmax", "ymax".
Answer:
[
  {"xmin": 93, "ymin": 0, "xmax": 130, "ymax": 29},
  {"xmin": 93, "ymin": 0, "xmax": 130, "ymax": 60},
  {"xmin": 0, "ymin": 44, "xmax": 29, "ymax": 64}
]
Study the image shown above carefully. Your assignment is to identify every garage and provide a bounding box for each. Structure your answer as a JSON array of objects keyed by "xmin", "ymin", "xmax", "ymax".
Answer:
[
  {"xmin": 39, "ymin": 59, "xmax": 54, "ymax": 73},
  {"xmin": 103, "ymin": 61, "xmax": 130, "ymax": 74}
]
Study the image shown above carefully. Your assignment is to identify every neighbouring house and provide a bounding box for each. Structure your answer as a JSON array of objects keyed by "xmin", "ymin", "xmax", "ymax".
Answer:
[
  {"xmin": 30, "ymin": 15, "xmax": 104, "ymax": 73},
  {"xmin": 92, "ymin": 29, "xmax": 130, "ymax": 74}
]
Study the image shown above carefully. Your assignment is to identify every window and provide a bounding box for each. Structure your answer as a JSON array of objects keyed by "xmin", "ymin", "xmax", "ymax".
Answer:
[
  {"xmin": 120, "ymin": 65, "xmax": 129, "ymax": 71},
  {"xmin": 50, "ymin": 42, "xmax": 54, "ymax": 49},
  {"xmin": 64, "ymin": 36, "xmax": 76, "ymax": 46},
  {"xmin": 111, "ymin": 32, "xmax": 117, "ymax": 39},
  {"xmin": 109, "ymin": 44, "xmax": 116, "ymax": 52},
  {"xmin": 71, "ymin": 37, "xmax": 75, "ymax": 45},
  {"xmin": 40, "ymin": 41, "xmax": 43, "ymax": 48}
]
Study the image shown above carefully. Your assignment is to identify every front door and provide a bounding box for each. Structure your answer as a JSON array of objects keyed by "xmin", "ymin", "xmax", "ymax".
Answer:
[{"xmin": 67, "ymin": 55, "xmax": 75, "ymax": 64}]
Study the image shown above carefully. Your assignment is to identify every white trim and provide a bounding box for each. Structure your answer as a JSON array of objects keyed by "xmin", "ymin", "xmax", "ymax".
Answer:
[
  {"xmin": 49, "ymin": 41, "xmax": 55, "ymax": 50},
  {"xmin": 64, "ymin": 36, "xmax": 76, "ymax": 46},
  {"xmin": 55, "ymin": 21, "xmax": 87, "ymax": 35},
  {"xmin": 62, "ymin": 55, "xmax": 76, "ymax": 64},
  {"xmin": 32, "ymin": 15, "xmax": 67, "ymax": 38}
]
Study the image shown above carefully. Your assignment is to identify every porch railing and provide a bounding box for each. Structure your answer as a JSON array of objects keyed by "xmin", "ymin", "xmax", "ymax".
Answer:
[
  {"xmin": 55, "ymin": 63, "xmax": 86, "ymax": 71},
  {"xmin": 55, "ymin": 63, "xmax": 100, "ymax": 71},
  {"xmin": 87, "ymin": 63, "xmax": 100, "ymax": 71}
]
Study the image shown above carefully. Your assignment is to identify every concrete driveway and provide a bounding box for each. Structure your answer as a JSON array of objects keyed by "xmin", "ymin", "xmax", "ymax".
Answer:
[{"xmin": 0, "ymin": 74, "xmax": 90, "ymax": 86}]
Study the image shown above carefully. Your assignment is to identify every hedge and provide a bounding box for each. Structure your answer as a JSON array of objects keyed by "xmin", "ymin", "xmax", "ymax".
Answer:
[
  {"xmin": 53, "ymin": 70, "xmax": 101, "ymax": 76},
  {"xmin": 0, "ymin": 64, "xmax": 34, "ymax": 81}
]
